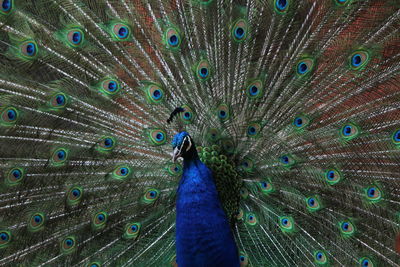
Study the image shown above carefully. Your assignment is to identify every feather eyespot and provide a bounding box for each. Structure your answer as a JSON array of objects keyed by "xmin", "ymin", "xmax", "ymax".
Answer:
[
  {"xmin": 100, "ymin": 78, "xmax": 120, "ymax": 95},
  {"xmin": 231, "ymin": 19, "xmax": 248, "ymax": 42},
  {"xmin": 324, "ymin": 168, "xmax": 342, "ymax": 185},
  {"xmin": 165, "ymin": 27, "xmax": 181, "ymax": 49},
  {"xmin": 97, "ymin": 136, "xmax": 116, "ymax": 152},
  {"xmin": 296, "ymin": 58, "xmax": 314, "ymax": 76},
  {"xmin": 216, "ymin": 104, "xmax": 230, "ymax": 121},
  {"xmin": 28, "ymin": 213, "xmax": 46, "ymax": 232},
  {"xmin": 166, "ymin": 163, "xmax": 182, "ymax": 176},
  {"xmin": 392, "ymin": 130, "xmax": 400, "ymax": 145},
  {"xmin": 111, "ymin": 23, "xmax": 131, "ymax": 41},
  {"xmin": 67, "ymin": 28, "xmax": 84, "ymax": 47},
  {"xmin": 180, "ymin": 105, "xmax": 195, "ymax": 124},
  {"xmin": 112, "ymin": 166, "xmax": 131, "ymax": 180},
  {"xmin": 149, "ymin": 129, "xmax": 167, "ymax": 145},
  {"xmin": 1, "ymin": 107, "xmax": 19, "ymax": 125},
  {"xmin": 51, "ymin": 148, "xmax": 68, "ymax": 166},
  {"xmin": 20, "ymin": 40, "xmax": 38, "ymax": 59},
  {"xmin": 144, "ymin": 83, "xmax": 164, "ymax": 104},
  {"xmin": 339, "ymin": 220, "xmax": 355, "ymax": 236},
  {"xmin": 359, "ymin": 257, "xmax": 374, "ymax": 267},
  {"xmin": 49, "ymin": 93, "xmax": 68, "ymax": 109},
  {"xmin": 0, "ymin": 0, "xmax": 13, "ymax": 14},
  {"xmin": 314, "ymin": 251, "xmax": 327, "ymax": 265},
  {"xmin": 306, "ymin": 195, "xmax": 322, "ymax": 212},
  {"xmin": 279, "ymin": 154, "xmax": 295, "ymax": 168},
  {"xmin": 279, "ymin": 216, "xmax": 295, "ymax": 233},
  {"xmin": 364, "ymin": 185, "xmax": 382, "ymax": 203},
  {"xmin": 67, "ymin": 186, "xmax": 83, "ymax": 206},
  {"xmin": 143, "ymin": 189, "xmax": 160, "ymax": 203},
  {"xmin": 124, "ymin": 222, "xmax": 141, "ymax": 239},
  {"xmin": 340, "ymin": 123, "xmax": 359, "ymax": 140},
  {"xmin": 5, "ymin": 167, "xmax": 25, "ymax": 185},
  {"xmin": 61, "ymin": 236, "xmax": 76, "ymax": 254},
  {"xmin": 275, "ymin": 0, "xmax": 288, "ymax": 13},
  {"xmin": 0, "ymin": 230, "xmax": 11, "ymax": 248},
  {"xmin": 88, "ymin": 262, "xmax": 101, "ymax": 267},
  {"xmin": 246, "ymin": 213, "xmax": 257, "ymax": 226},
  {"xmin": 349, "ymin": 50, "xmax": 369, "ymax": 70},
  {"xmin": 246, "ymin": 80, "xmax": 263, "ymax": 99},
  {"xmin": 195, "ymin": 60, "xmax": 211, "ymax": 80},
  {"xmin": 239, "ymin": 252, "xmax": 249, "ymax": 266},
  {"xmin": 293, "ymin": 115, "xmax": 310, "ymax": 129},
  {"xmin": 246, "ymin": 122, "xmax": 261, "ymax": 138},
  {"xmin": 240, "ymin": 158, "xmax": 254, "ymax": 173},
  {"xmin": 92, "ymin": 211, "xmax": 108, "ymax": 230},
  {"xmin": 259, "ymin": 180, "xmax": 274, "ymax": 195}
]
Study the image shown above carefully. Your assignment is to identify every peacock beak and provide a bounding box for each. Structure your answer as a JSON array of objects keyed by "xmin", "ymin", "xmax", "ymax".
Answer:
[{"xmin": 172, "ymin": 146, "xmax": 181, "ymax": 162}]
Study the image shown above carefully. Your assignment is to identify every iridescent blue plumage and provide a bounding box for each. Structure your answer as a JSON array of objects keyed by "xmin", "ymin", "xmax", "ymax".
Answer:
[{"xmin": 173, "ymin": 132, "xmax": 239, "ymax": 267}]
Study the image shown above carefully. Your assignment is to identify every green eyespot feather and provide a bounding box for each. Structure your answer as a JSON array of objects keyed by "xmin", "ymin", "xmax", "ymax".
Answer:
[
  {"xmin": 340, "ymin": 122, "xmax": 360, "ymax": 141},
  {"xmin": 28, "ymin": 212, "xmax": 46, "ymax": 232},
  {"xmin": 19, "ymin": 40, "xmax": 39, "ymax": 60},
  {"xmin": 245, "ymin": 213, "xmax": 257, "ymax": 226},
  {"xmin": 5, "ymin": 167, "xmax": 25, "ymax": 186},
  {"xmin": 296, "ymin": 57, "xmax": 315, "ymax": 76},
  {"xmin": 0, "ymin": 0, "xmax": 14, "ymax": 15},
  {"xmin": 314, "ymin": 250, "xmax": 328, "ymax": 265},
  {"xmin": 339, "ymin": 219, "xmax": 356, "ymax": 237},
  {"xmin": 1, "ymin": 106, "xmax": 19, "ymax": 126},
  {"xmin": 92, "ymin": 211, "xmax": 108, "ymax": 230},
  {"xmin": 48, "ymin": 92, "xmax": 68, "ymax": 110},
  {"xmin": 96, "ymin": 77, "xmax": 121, "ymax": 96},
  {"xmin": 0, "ymin": 230, "xmax": 12, "ymax": 248},
  {"xmin": 231, "ymin": 19, "xmax": 248, "ymax": 42},
  {"xmin": 111, "ymin": 166, "xmax": 131, "ymax": 180},
  {"xmin": 279, "ymin": 216, "xmax": 295, "ymax": 233},
  {"xmin": 61, "ymin": 236, "xmax": 76, "ymax": 254},
  {"xmin": 245, "ymin": 80, "xmax": 264, "ymax": 99},
  {"xmin": 166, "ymin": 163, "xmax": 183, "ymax": 176},
  {"xmin": 180, "ymin": 105, "xmax": 195, "ymax": 124},
  {"xmin": 163, "ymin": 26, "xmax": 182, "ymax": 50},
  {"xmin": 143, "ymin": 188, "xmax": 160, "ymax": 204},
  {"xmin": 349, "ymin": 50, "xmax": 370, "ymax": 70},
  {"xmin": 51, "ymin": 147, "xmax": 69, "ymax": 166},
  {"xmin": 143, "ymin": 82, "xmax": 165, "ymax": 104},
  {"xmin": 194, "ymin": 59, "xmax": 212, "ymax": 81},
  {"xmin": 107, "ymin": 21, "xmax": 132, "ymax": 41},
  {"xmin": 364, "ymin": 184, "xmax": 383, "ymax": 203},
  {"xmin": 66, "ymin": 186, "xmax": 83, "ymax": 206},
  {"xmin": 123, "ymin": 222, "xmax": 141, "ymax": 239},
  {"xmin": 96, "ymin": 136, "xmax": 116, "ymax": 153},
  {"xmin": 324, "ymin": 168, "xmax": 342, "ymax": 185},
  {"xmin": 216, "ymin": 103, "xmax": 230, "ymax": 121},
  {"xmin": 148, "ymin": 129, "xmax": 167, "ymax": 145},
  {"xmin": 305, "ymin": 195, "xmax": 322, "ymax": 212},
  {"xmin": 258, "ymin": 180, "xmax": 275, "ymax": 195}
]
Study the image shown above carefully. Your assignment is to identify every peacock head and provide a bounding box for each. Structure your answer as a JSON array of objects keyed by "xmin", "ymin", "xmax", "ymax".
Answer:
[{"xmin": 172, "ymin": 131, "xmax": 196, "ymax": 162}]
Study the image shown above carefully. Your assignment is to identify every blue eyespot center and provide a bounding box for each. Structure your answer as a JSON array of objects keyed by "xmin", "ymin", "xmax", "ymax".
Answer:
[
  {"xmin": 352, "ymin": 54, "xmax": 362, "ymax": 67},
  {"xmin": 294, "ymin": 117, "xmax": 303, "ymax": 127},
  {"xmin": 152, "ymin": 89, "xmax": 162, "ymax": 99},
  {"xmin": 276, "ymin": 0, "xmax": 287, "ymax": 10},
  {"xmin": 343, "ymin": 125, "xmax": 352, "ymax": 135},
  {"xmin": 12, "ymin": 169, "xmax": 21, "ymax": 179},
  {"xmin": 248, "ymin": 126, "xmax": 256, "ymax": 135},
  {"xmin": 282, "ymin": 218, "xmax": 288, "ymax": 225},
  {"xmin": 131, "ymin": 225, "xmax": 138, "ymax": 231},
  {"xmin": 394, "ymin": 130, "xmax": 400, "ymax": 141},
  {"xmin": 26, "ymin": 43, "xmax": 36, "ymax": 56},
  {"xmin": 199, "ymin": 67, "xmax": 208, "ymax": 78},
  {"xmin": 249, "ymin": 85, "xmax": 258, "ymax": 96},
  {"xmin": 72, "ymin": 189, "xmax": 80, "ymax": 197},
  {"xmin": 242, "ymin": 162, "xmax": 249, "ymax": 168},
  {"xmin": 316, "ymin": 252, "xmax": 322, "ymax": 259},
  {"xmin": 281, "ymin": 156, "xmax": 289, "ymax": 164},
  {"xmin": 240, "ymin": 256, "xmax": 245, "ymax": 261},
  {"xmin": 308, "ymin": 198, "xmax": 315, "ymax": 206},
  {"xmin": 2, "ymin": 0, "xmax": 11, "ymax": 11},
  {"xmin": 342, "ymin": 222, "xmax": 349, "ymax": 230},
  {"xmin": 7, "ymin": 109, "xmax": 16, "ymax": 120},
  {"xmin": 57, "ymin": 150, "xmax": 66, "ymax": 160},
  {"xmin": 0, "ymin": 232, "xmax": 9, "ymax": 241},
  {"xmin": 235, "ymin": 27, "xmax": 245, "ymax": 39},
  {"xmin": 169, "ymin": 35, "xmax": 178, "ymax": 46},
  {"xmin": 150, "ymin": 191, "xmax": 156, "ymax": 197},
  {"xmin": 56, "ymin": 95, "xmax": 65, "ymax": 105},
  {"xmin": 104, "ymin": 138, "xmax": 113, "ymax": 147},
  {"xmin": 72, "ymin": 32, "xmax": 81, "ymax": 44},
  {"xmin": 261, "ymin": 182, "xmax": 267, "ymax": 188},
  {"xmin": 174, "ymin": 167, "xmax": 178, "ymax": 172},
  {"xmin": 367, "ymin": 187, "xmax": 375, "ymax": 197},
  {"xmin": 120, "ymin": 167, "xmax": 128, "ymax": 176},
  {"xmin": 118, "ymin": 27, "xmax": 128, "ymax": 38},
  {"xmin": 219, "ymin": 110, "xmax": 226, "ymax": 118},
  {"xmin": 97, "ymin": 214, "xmax": 105, "ymax": 221},
  {"xmin": 327, "ymin": 171, "xmax": 335, "ymax": 180},
  {"xmin": 297, "ymin": 62, "xmax": 308, "ymax": 74},
  {"xmin": 156, "ymin": 132, "xmax": 164, "ymax": 141},
  {"xmin": 34, "ymin": 215, "xmax": 42, "ymax": 223},
  {"xmin": 65, "ymin": 238, "xmax": 73, "ymax": 246},
  {"xmin": 362, "ymin": 259, "xmax": 369, "ymax": 267},
  {"xmin": 108, "ymin": 81, "xmax": 117, "ymax": 92}
]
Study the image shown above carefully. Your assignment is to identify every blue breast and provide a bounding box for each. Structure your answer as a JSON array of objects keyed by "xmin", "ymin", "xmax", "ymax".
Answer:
[{"xmin": 176, "ymin": 158, "xmax": 239, "ymax": 267}]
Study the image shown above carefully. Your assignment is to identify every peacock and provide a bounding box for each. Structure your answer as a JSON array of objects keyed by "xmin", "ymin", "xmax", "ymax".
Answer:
[{"xmin": 0, "ymin": 0, "xmax": 399, "ymax": 266}]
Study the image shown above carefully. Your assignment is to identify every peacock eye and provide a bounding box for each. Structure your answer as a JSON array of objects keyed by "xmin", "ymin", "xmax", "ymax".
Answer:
[
  {"xmin": 0, "ymin": 230, "xmax": 11, "ymax": 248},
  {"xmin": 296, "ymin": 58, "xmax": 314, "ymax": 76},
  {"xmin": 143, "ymin": 188, "xmax": 160, "ymax": 203},
  {"xmin": 0, "ymin": 0, "xmax": 13, "ymax": 14},
  {"xmin": 20, "ymin": 40, "xmax": 38, "ymax": 59},
  {"xmin": 124, "ymin": 222, "xmax": 141, "ymax": 239},
  {"xmin": 112, "ymin": 166, "xmax": 131, "ymax": 180},
  {"xmin": 293, "ymin": 115, "xmax": 310, "ymax": 129},
  {"xmin": 279, "ymin": 216, "xmax": 295, "ymax": 233},
  {"xmin": 359, "ymin": 257, "xmax": 374, "ymax": 267},
  {"xmin": 279, "ymin": 154, "xmax": 296, "ymax": 168},
  {"xmin": 110, "ymin": 23, "xmax": 131, "ymax": 41},
  {"xmin": 364, "ymin": 185, "xmax": 382, "ymax": 203},
  {"xmin": 246, "ymin": 213, "xmax": 257, "ymax": 226},
  {"xmin": 324, "ymin": 168, "xmax": 342, "ymax": 185},
  {"xmin": 306, "ymin": 195, "xmax": 322, "ymax": 212},
  {"xmin": 246, "ymin": 80, "xmax": 264, "ymax": 99},
  {"xmin": 340, "ymin": 123, "xmax": 359, "ymax": 140},
  {"xmin": 349, "ymin": 51, "xmax": 369, "ymax": 70},
  {"xmin": 339, "ymin": 220, "xmax": 355, "ymax": 236},
  {"xmin": 180, "ymin": 105, "xmax": 195, "ymax": 124},
  {"xmin": 149, "ymin": 129, "xmax": 167, "ymax": 145},
  {"xmin": 195, "ymin": 60, "xmax": 211, "ymax": 80},
  {"xmin": 67, "ymin": 186, "xmax": 83, "ymax": 206},
  {"xmin": 246, "ymin": 122, "xmax": 261, "ymax": 138},
  {"xmin": 101, "ymin": 79, "xmax": 121, "ymax": 95},
  {"xmin": 166, "ymin": 163, "xmax": 182, "ymax": 176},
  {"xmin": 1, "ymin": 107, "xmax": 19, "ymax": 125},
  {"xmin": 231, "ymin": 19, "xmax": 248, "ymax": 42},
  {"xmin": 67, "ymin": 28, "xmax": 84, "ymax": 47},
  {"xmin": 144, "ymin": 83, "xmax": 165, "ymax": 104},
  {"xmin": 239, "ymin": 252, "xmax": 249, "ymax": 266},
  {"xmin": 392, "ymin": 130, "xmax": 400, "ymax": 145},
  {"xmin": 61, "ymin": 236, "xmax": 76, "ymax": 254},
  {"xmin": 275, "ymin": 0, "xmax": 289, "ymax": 13},
  {"xmin": 28, "ymin": 213, "xmax": 45, "ymax": 232},
  {"xmin": 216, "ymin": 104, "xmax": 230, "ymax": 121},
  {"xmin": 97, "ymin": 136, "xmax": 116, "ymax": 152},
  {"xmin": 92, "ymin": 211, "xmax": 108, "ymax": 230},
  {"xmin": 165, "ymin": 27, "xmax": 181, "ymax": 49},
  {"xmin": 51, "ymin": 148, "xmax": 69, "ymax": 166},
  {"xmin": 314, "ymin": 251, "xmax": 327, "ymax": 264}
]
